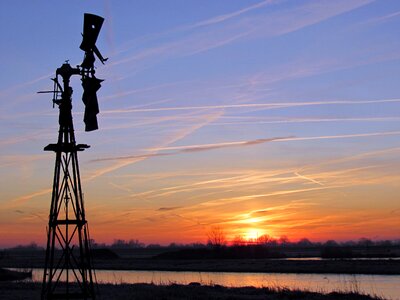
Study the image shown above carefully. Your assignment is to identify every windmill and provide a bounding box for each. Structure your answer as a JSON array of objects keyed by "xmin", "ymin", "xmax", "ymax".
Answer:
[{"xmin": 40, "ymin": 13, "xmax": 107, "ymax": 299}]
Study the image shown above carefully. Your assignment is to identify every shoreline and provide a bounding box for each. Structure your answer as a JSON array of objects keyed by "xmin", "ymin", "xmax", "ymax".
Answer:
[
  {"xmin": 90, "ymin": 258, "xmax": 400, "ymax": 275},
  {"xmin": 0, "ymin": 281, "xmax": 385, "ymax": 300},
  {"xmin": 3, "ymin": 258, "xmax": 400, "ymax": 275}
]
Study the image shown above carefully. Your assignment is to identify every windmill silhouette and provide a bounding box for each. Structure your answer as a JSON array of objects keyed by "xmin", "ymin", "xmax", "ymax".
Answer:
[{"xmin": 40, "ymin": 14, "xmax": 107, "ymax": 300}]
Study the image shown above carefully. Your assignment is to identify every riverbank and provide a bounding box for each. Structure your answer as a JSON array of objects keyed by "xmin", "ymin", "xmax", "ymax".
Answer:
[
  {"xmin": 0, "ymin": 282, "xmax": 385, "ymax": 300},
  {"xmin": 2, "ymin": 248, "xmax": 400, "ymax": 275},
  {"xmin": 2, "ymin": 258, "xmax": 400, "ymax": 275},
  {"xmin": 92, "ymin": 258, "xmax": 400, "ymax": 275},
  {"xmin": 0, "ymin": 268, "xmax": 31, "ymax": 281}
]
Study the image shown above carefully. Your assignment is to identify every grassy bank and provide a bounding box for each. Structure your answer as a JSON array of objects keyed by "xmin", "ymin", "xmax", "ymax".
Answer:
[
  {"xmin": 0, "ymin": 268, "xmax": 31, "ymax": 281},
  {"xmin": 0, "ymin": 282, "xmax": 385, "ymax": 300},
  {"xmin": 91, "ymin": 258, "xmax": 400, "ymax": 275},
  {"xmin": 3, "ymin": 258, "xmax": 400, "ymax": 275}
]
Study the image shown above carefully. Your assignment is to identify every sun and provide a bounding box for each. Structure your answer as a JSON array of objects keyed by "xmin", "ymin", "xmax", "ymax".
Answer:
[{"xmin": 243, "ymin": 228, "xmax": 265, "ymax": 241}]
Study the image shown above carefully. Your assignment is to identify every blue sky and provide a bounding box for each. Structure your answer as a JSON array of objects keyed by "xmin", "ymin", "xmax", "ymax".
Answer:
[{"xmin": 0, "ymin": 0, "xmax": 399, "ymax": 246}]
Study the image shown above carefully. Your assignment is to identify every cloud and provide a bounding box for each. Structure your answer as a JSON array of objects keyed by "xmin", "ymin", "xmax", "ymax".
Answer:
[
  {"xmin": 294, "ymin": 172, "xmax": 324, "ymax": 186},
  {"xmin": 101, "ymin": 98, "xmax": 400, "ymax": 115},
  {"xmin": 364, "ymin": 10, "xmax": 400, "ymax": 25},
  {"xmin": 85, "ymin": 110, "xmax": 223, "ymax": 180},
  {"xmin": 178, "ymin": 137, "xmax": 290, "ymax": 153},
  {"xmin": 90, "ymin": 152, "xmax": 172, "ymax": 163},
  {"xmin": 145, "ymin": 130, "xmax": 400, "ymax": 153},
  {"xmin": 189, "ymin": 0, "xmax": 276, "ymax": 29},
  {"xmin": 209, "ymin": 116, "xmax": 400, "ymax": 127},
  {"xmin": 11, "ymin": 188, "xmax": 52, "ymax": 205},
  {"xmin": 278, "ymin": 131, "xmax": 400, "ymax": 143},
  {"xmin": 0, "ymin": 72, "xmax": 53, "ymax": 98},
  {"xmin": 91, "ymin": 136, "xmax": 290, "ymax": 165},
  {"xmin": 88, "ymin": 130, "xmax": 400, "ymax": 174},
  {"xmin": 157, "ymin": 206, "xmax": 182, "ymax": 211},
  {"xmin": 109, "ymin": 0, "xmax": 373, "ymax": 69}
]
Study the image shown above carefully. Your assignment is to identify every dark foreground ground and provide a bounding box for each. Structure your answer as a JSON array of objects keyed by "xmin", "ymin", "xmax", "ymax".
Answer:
[{"xmin": 0, "ymin": 282, "xmax": 385, "ymax": 300}]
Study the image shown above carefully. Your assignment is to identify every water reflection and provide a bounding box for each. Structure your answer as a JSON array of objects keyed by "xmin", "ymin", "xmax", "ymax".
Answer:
[{"xmin": 26, "ymin": 269, "xmax": 398, "ymax": 300}]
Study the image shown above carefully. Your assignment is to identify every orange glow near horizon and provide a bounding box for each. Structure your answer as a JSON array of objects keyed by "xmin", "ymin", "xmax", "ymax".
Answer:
[{"xmin": 243, "ymin": 229, "xmax": 265, "ymax": 241}]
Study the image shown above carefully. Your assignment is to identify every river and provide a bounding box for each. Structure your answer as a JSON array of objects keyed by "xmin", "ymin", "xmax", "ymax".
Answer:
[{"xmin": 21, "ymin": 268, "xmax": 399, "ymax": 299}]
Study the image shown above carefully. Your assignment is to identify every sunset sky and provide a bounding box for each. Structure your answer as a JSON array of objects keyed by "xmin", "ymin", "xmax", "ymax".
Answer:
[{"xmin": 0, "ymin": 0, "xmax": 399, "ymax": 247}]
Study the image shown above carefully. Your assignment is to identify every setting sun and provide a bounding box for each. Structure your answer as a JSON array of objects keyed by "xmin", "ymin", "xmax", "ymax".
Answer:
[{"xmin": 243, "ymin": 229, "xmax": 265, "ymax": 241}]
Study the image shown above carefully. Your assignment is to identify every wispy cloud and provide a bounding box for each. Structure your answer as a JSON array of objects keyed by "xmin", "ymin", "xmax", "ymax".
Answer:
[
  {"xmin": 278, "ymin": 131, "xmax": 400, "ymax": 142},
  {"xmin": 87, "ymin": 131, "xmax": 400, "ymax": 175},
  {"xmin": 85, "ymin": 110, "xmax": 223, "ymax": 180},
  {"xmin": 364, "ymin": 10, "xmax": 400, "ymax": 25},
  {"xmin": 144, "ymin": 130, "xmax": 400, "ymax": 153},
  {"xmin": 157, "ymin": 206, "xmax": 182, "ymax": 212},
  {"xmin": 110, "ymin": 0, "xmax": 374, "ymax": 69},
  {"xmin": 151, "ymin": 137, "xmax": 290, "ymax": 153},
  {"xmin": 294, "ymin": 172, "xmax": 324, "ymax": 186},
  {"xmin": 101, "ymin": 98, "xmax": 400, "ymax": 115},
  {"xmin": 11, "ymin": 188, "xmax": 52, "ymax": 205},
  {"xmin": 189, "ymin": 0, "xmax": 276, "ymax": 28},
  {"xmin": 90, "ymin": 136, "xmax": 290, "ymax": 164},
  {"xmin": 90, "ymin": 152, "xmax": 172, "ymax": 163},
  {"xmin": 209, "ymin": 116, "xmax": 400, "ymax": 127}
]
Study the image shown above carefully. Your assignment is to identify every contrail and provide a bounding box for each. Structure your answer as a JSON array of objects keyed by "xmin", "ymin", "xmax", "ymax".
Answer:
[
  {"xmin": 146, "ymin": 131, "xmax": 400, "ymax": 152},
  {"xmin": 90, "ymin": 130, "xmax": 400, "ymax": 163},
  {"xmin": 102, "ymin": 98, "xmax": 400, "ymax": 114},
  {"xmin": 294, "ymin": 172, "xmax": 324, "ymax": 186},
  {"xmin": 190, "ymin": 0, "xmax": 275, "ymax": 28},
  {"xmin": 147, "ymin": 137, "xmax": 290, "ymax": 152},
  {"xmin": 277, "ymin": 131, "xmax": 400, "ymax": 142}
]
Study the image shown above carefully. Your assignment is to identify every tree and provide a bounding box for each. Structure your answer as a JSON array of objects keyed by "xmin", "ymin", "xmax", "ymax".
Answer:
[
  {"xmin": 128, "ymin": 239, "xmax": 144, "ymax": 248},
  {"xmin": 278, "ymin": 235, "xmax": 290, "ymax": 246},
  {"xmin": 324, "ymin": 240, "xmax": 338, "ymax": 247},
  {"xmin": 257, "ymin": 234, "xmax": 275, "ymax": 245},
  {"xmin": 358, "ymin": 238, "xmax": 373, "ymax": 247},
  {"xmin": 207, "ymin": 226, "xmax": 227, "ymax": 247},
  {"xmin": 232, "ymin": 235, "xmax": 246, "ymax": 246},
  {"xmin": 297, "ymin": 238, "xmax": 313, "ymax": 247}
]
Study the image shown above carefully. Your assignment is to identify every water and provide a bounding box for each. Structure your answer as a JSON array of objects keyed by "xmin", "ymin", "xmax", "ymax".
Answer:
[
  {"xmin": 22, "ymin": 268, "xmax": 399, "ymax": 299},
  {"xmin": 281, "ymin": 257, "xmax": 400, "ymax": 261}
]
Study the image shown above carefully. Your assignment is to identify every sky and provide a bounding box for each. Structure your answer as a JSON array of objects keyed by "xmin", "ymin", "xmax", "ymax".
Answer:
[{"xmin": 0, "ymin": 0, "xmax": 399, "ymax": 247}]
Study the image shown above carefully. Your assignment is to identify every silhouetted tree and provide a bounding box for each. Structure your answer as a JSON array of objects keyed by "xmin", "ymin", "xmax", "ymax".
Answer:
[
  {"xmin": 207, "ymin": 226, "xmax": 227, "ymax": 247},
  {"xmin": 232, "ymin": 235, "xmax": 246, "ymax": 246},
  {"xmin": 278, "ymin": 235, "xmax": 290, "ymax": 246},
  {"xmin": 257, "ymin": 234, "xmax": 275, "ymax": 245},
  {"xmin": 297, "ymin": 238, "xmax": 313, "ymax": 247},
  {"xmin": 111, "ymin": 239, "xmax": 144, "ymax": 248},
  {"xmin": 358, "ymin": 238, "xmax": 373, "ymax": 247},
  {"xmin": 324, "ymin": 240, "xmax": 338, "ymax": 247}
]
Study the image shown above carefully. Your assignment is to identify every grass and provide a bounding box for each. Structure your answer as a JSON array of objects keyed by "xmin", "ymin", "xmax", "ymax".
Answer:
[
  {"xmin": 0, "ymin": 268, "xmax": 31, "ymax": 281},
  {"xmin": 0, "ymin": 281, "xmax": 386, "ymax": 300}
]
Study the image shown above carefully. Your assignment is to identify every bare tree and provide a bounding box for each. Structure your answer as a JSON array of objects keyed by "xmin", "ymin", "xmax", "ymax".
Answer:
[
  {"xmin": 278, "ymin": 235, "xmax": 290, "ymax": 245},
  {"xmin": 207, "ymin": 226, "xmax": 227, "ymax": 247},
  {"xmin": 232, "ymin": 235, "xmax": 246, "ymax": 246},
  {"xmin": 257, "ymin": 234, "xmax": 275, "ymax": 245}
]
